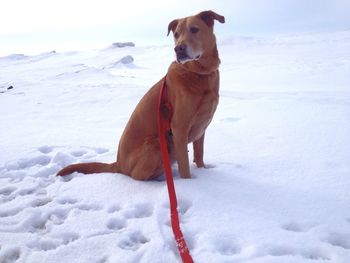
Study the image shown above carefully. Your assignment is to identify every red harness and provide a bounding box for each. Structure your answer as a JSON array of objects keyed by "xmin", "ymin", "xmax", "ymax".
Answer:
[{"xmin": 158, "ymin": 75, "xmax": 194, "ymax": 263}]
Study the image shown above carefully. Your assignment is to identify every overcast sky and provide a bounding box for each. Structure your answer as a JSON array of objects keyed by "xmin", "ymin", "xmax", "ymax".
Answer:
[{"xmin": 1, "ymin": 0, "xmax": 350, "ymax": 55}]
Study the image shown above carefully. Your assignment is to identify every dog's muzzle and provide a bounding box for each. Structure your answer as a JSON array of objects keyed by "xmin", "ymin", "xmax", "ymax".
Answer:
[
  {"xmin": 174, "ymin": 44, "xmax": 201, "ymax": 64},
  {"xmin": 174, "ymin": 44, "xmax": 189, "ymax": 63}
]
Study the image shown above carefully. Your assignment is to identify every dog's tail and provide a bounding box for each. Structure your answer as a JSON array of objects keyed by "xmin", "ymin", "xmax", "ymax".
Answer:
[{"xmin": 57, "ymin": 162, "xmax": 119, "ymax": 176}]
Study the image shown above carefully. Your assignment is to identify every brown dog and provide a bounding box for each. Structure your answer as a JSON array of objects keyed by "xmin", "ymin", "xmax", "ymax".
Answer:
[{"xmin": 57, "ymin": 10, "xmax": 225, "ymax": 180}]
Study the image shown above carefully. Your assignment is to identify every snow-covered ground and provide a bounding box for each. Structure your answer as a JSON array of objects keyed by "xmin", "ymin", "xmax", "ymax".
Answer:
[{"xmin": 0, "ymin": 30, "xmax": 350, "ymax": 263}]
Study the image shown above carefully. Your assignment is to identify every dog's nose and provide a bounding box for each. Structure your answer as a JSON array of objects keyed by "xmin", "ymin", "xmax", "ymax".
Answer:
[{"xmin": 174, "ymin": 44, "xmax": 186, "ymax": 54}]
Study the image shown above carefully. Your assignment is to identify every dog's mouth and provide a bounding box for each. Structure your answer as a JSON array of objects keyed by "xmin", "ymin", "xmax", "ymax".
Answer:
[{"xmin": 176, "ymin": 53, "xmax": 201, "ymax": 64}]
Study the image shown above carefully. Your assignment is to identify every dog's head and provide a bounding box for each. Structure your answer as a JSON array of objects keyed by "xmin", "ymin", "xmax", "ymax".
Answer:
[{"xmin": 167, "ymin": 10, "xmax": 225, "ymax": 64}]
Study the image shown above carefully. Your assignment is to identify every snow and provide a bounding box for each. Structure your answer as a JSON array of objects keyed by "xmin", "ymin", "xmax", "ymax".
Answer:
[{"xmin": 1, "ymin": 32, "xmax": 350, "ymax": 263}]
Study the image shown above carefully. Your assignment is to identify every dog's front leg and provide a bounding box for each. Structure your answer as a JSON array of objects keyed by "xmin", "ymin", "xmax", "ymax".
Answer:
[
  {"xmin": 193, "ymin": 133, "xmax": 205, "ymax": 168},
  {"xmin": 172, "ymin": 128, "xmax": 191, "ymax": 178}
]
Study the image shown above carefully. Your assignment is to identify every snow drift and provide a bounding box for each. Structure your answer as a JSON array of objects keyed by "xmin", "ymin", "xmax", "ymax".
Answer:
[{"xmin": 0, "ymin": 31, "xmax": 350, "ymax": 263}]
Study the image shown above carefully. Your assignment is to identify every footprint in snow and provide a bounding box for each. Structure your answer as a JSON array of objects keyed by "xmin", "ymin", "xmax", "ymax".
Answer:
[
  {"xmin": 163, "ymin": 198, "xmax": 192, "ymax": 216},
  {"xmin": 51, "ymin": 146, "xmax": 109, "ymax": 169},
  {"xmin": 0, "ymin": 197, "xmax": 51, "ymax": 219},
  {"xmin": 56, "ymin": 196, "xmax": 78, "ymax": 205},
  {"xmin": 30, "ymin": 197, "xmax": 52, "ymax": 208},
  {"xmin": 122, "ymin": 202, "xmax": 154, "ymax": 219},
  {"xmin": 75, "ymin": 203, "xmax": 104, "ymax": 212},
  {"xmin": 201, "ymin": 234, "xmax": 242, "ymax": 257},
  {"xmin": 20, "ymin": 211, "xmax": 49, "ymax": 233},
  {"xmin": 166, "ymin": 198, "xmax": 192, "ymax": 218},
  {"xmin": 106, "ymin": 216, "xmax": 127, "ymax": 231},
  {"xmin": 106, "ymin": 204, "xmax": 122, "ymax": 213},
  {"xmin": 162, "ymin": 198, "xmax": 192, "ymax": 228},
  {"xmin": 38, "ymin": 145, "xmax": 54, "ymax": 154},
  {"xmin": 325, "ymin": 233, "xmax": 350, "ymax": 250},
  {"xmin": 178, "ymin": 199, "xmax": 192, "ymax": 216},
  {"xmin": 118, "ymin": 231, "xmax": 149, "ymax": 251},
  {"xmin": 104, "ymin": 203, "xmax": 155, "ymax": 236},
  {"xmin": 0, "ymin": 206, "xmax": 23, "ymax": 218},
  {"xmin": 211, "ymin": 236, "xmax": 242, "ymax": 256},
  {"xmin": 51, "ymin": 152, "xmax": 76, "ymax": 168},
  {"xmin": 54, "ymin": 197, "xmax": 103, "ymax": 219},
  {"xmin": 0, "ymin": 186, "xmax": 17, "ymax": 197},
  {"xmin": 3, "ymin": 145, "xmax": 109, "ymax": 175},
  {"xmin": 0, "ymin": 146, "xmax": 111, "ymax": 188},
  {"xmin": 26, "ymin": 237, "xmax": 61, "ymax": 251},
  {"xmin": 96, "ymin": 255, "xmax": 109, "ymax": 263},
  {"xmin": 267, "ymin": 245, "xmax": 331, "ymax": 261},
  {"xmin": 17, "ymin": 186, "xmax": 37, "ymax": 197},
  {"xmin": 5, "ymin": 155, "xmax": 51, "ymax": 171},
  {"xmin": 26, "ymin": 232, "xmax": 80, "ymax": 251},
  {"xmin": 281, "ymin": 221, "xmax": 318, "ymax": 233},
  {"xmin": 0, "ymin": 200, "xmax": 73, "ymax": 234},
  {"xmin": 0, "ymin": 247, "xmax": 21, "ymax": 263},
  {"xmin": 68, "ymin": 149, "xmax": 88, "ymax": 157},
  {"xmin": 47, "ymin": 208, "xmax": 70, "ymax": 226}
]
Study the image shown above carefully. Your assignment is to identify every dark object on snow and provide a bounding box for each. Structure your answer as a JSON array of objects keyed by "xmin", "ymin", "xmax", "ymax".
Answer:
[
  {"xmin": 111, "ymin": 42, "xmax": 135, "ymax": 48},
  {"xmin": 0, "ymin": 85, "xmax": 14, "ymax": 93},
  {"xmin": 120, "ymin": 55, "xmax": 134, "ymax": 64},
  {"xmin": 103, "ymin": 56, "xmax": 135, "ymax": 69}
]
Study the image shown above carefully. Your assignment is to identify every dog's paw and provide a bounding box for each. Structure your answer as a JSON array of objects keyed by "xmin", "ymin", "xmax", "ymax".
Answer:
[{"xmin": 194, "ymin": 163, "xmax": 216, "ymax": 169}]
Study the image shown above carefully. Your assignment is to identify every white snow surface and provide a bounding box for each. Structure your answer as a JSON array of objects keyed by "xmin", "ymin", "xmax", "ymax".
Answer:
[{"xmin": 0, "ymin": 31, "xmax": 350, "ymax": 263}]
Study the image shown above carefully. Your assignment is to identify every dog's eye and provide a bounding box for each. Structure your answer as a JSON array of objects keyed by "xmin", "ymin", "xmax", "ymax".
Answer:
[
  {"xmin": 190, "ymin": 27, "xmax": 199, "ymax": 34},
  {"xmin": 174, "ymin": 32, "xmax": 180, "ymax": 39}
]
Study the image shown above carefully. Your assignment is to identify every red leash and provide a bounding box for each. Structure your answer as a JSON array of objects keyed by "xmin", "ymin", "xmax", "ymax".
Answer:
[{"xmin": 158, "ymin": 75, "xmax": 194, "ymax": 263}]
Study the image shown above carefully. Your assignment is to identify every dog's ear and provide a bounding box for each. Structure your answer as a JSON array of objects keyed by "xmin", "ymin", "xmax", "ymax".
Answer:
[
  {"xmin": 167, "ymin": 19, "xmax": 178, "ymax": 36},
  {"xmin": 198, "ymin": 10, "xmax": 225, "ymax": 27}
]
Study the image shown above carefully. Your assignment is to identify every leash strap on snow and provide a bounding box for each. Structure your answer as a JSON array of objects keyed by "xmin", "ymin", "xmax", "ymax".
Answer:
[{"xmin": 158, "ymin": 75, "xmax": 194, "ymax": 263}]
